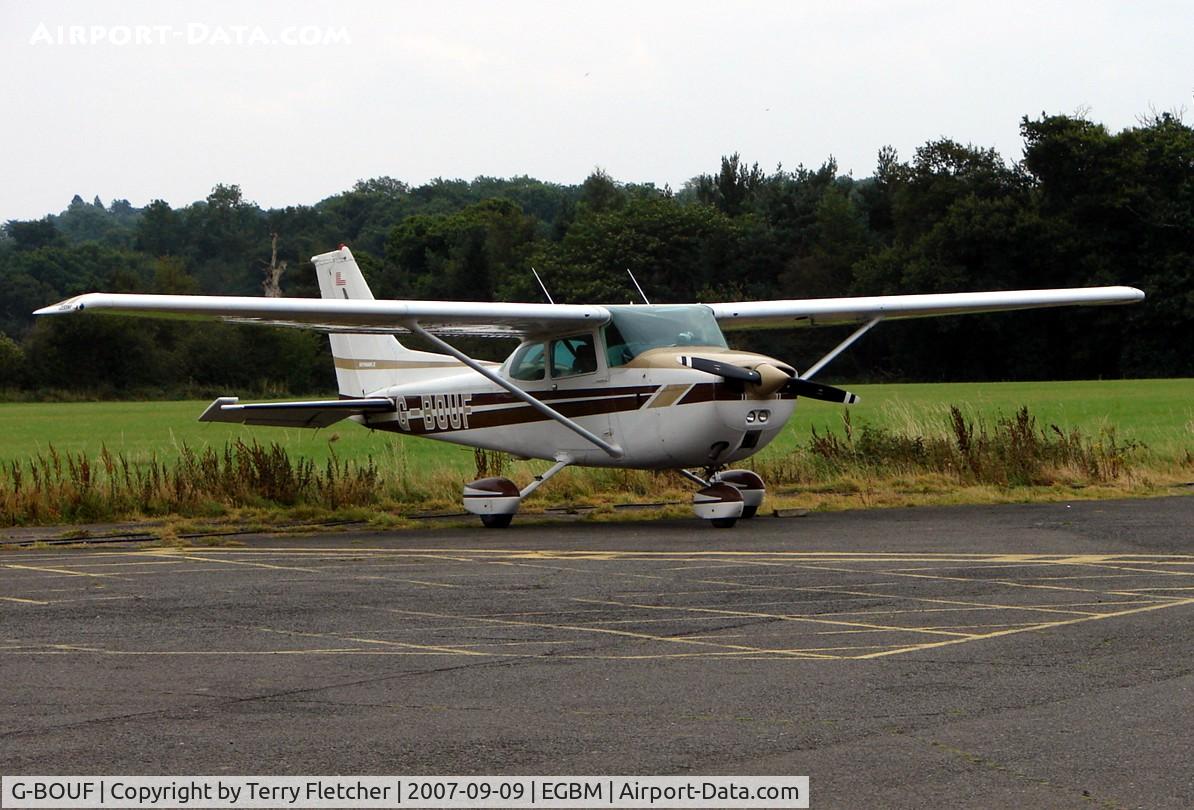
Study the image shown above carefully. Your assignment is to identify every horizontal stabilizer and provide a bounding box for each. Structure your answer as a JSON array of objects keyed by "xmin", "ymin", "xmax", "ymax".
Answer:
[{"xmin": 198, "ymin": 396, "xmax": 395, "ymax": 428}]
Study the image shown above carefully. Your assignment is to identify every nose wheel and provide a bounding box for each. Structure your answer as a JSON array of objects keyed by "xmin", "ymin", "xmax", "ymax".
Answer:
[{"xmin": 682, "ymin": 469, "xmax": 766, "ymax": 527}]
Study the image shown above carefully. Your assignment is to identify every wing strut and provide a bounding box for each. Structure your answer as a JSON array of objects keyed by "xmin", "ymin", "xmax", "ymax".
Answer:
[
  {"xmin": 802, "ymin": 318, "xmax": 881, "ymax": 380},
  {"xmin": 406, "ymin": 323, "xmax": 624, "ymax": 459}
]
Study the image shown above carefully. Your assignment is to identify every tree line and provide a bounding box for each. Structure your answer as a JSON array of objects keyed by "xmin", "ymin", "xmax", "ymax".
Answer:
[{"xmin": 1, "ymin": 112, "xmax": 1190, "ymax": 398}]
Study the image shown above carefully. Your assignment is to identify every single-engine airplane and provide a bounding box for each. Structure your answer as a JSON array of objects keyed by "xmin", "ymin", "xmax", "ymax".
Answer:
[{"xmin": 36, "ymin": 246, "xmax": 1144, "ymax": 527}]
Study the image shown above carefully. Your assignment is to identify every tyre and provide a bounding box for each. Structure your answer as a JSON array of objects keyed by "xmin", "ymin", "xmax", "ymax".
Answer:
[
  {"xmin": 710, "ymin": 517, "xmax": 738, "ymax": 529},
  {"xmin": 480, "ymin": 513, "xmax": 513, "ymax": 529},
  {"xmin": 741, "ymin": 505, "xmax": 758, "ymax": 519}
]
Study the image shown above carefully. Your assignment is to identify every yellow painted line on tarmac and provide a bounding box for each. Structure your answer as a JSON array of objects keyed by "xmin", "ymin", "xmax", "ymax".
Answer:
[
  {"xmin": 851, "ymin": 596, "xmax": 1194, "ymax": 659},
  {"xmin": 353, "ymin": 575, "xmax": 463, "ymax": 589},
  {"xmin": 0, "ymin": 648, "xmax": 486, "ymax": 657},
  {"xmin": 1064, "ymin": 563, "xmax": 1194, "ymax": 577},
  {"xmin": 141, "ymin": 552, "xmax": 321, "ymax": 574},
  {"xmin": 21, "ymin": 560, "xmax": 187, "ymax": 569},
  {"xmin": 2, "ymin": 563, "xmax": 125, "ymax": 579},
  {"xmin": 256, "ymin": 626, "xmax": 495, "ymax": 658},
  {"xmin": 453, "ymin": 556, "xmax": 673, "ymax": 583},
  {"xmin": 550, "ymin": 651, "xmax": 806, "ymax": 660},
  {"xmin": 384, "ymin": 607, "xmax": 839, "ymax": 659},
  {"xmin": 663, "ymin": 562, "xmax": 789, "ymax": 572},
  {"xmin": 573, "ymin": 598, "xmax": 977, "ymax": 638},
  {"xmin": 694, "ymin": 579, "xmax": 1118, "ymax": 617},
  {"xmin": 866, "ymin": 568, "xmax": 1181, "ymax": 597},
  {"xmin": 135, "ymin": 548, "xmax": 1194, "ymax": 562},
  {"xmin": 0, "ymin": 596, "xmax": 51, "ymax": 605}
]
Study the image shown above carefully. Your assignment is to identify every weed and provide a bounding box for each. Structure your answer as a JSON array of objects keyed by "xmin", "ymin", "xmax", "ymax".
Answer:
[{"xmin": 0, "ymin": 405, "xmax": 1170, "ymax": 528}]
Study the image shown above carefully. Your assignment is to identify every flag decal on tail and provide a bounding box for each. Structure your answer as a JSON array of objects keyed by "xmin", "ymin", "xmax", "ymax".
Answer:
[{"xmin": 334, "ymin": 271, "xmax": 347, "ymax": 286}]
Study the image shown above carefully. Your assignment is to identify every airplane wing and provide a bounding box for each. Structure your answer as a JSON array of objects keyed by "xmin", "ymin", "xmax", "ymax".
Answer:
[
  {"xmin": 199, "ymin": 396, "xmax": 394, "ymax": 428},
  {"xmin": 708, "ymin": 287, "xmax": 1145, "ymax": 330},
  {"xmin": 35, "ymin": 294, "xmax": 609, "ymax": 338},
  {"xmin": 36, "ymin": 287, "xmax": 1144, "ymax": 336}
]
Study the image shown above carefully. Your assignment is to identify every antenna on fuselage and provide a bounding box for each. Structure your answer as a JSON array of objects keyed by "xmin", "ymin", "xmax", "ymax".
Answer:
[
  {"xmin": 531, "ymin": 267, "xmax": 555, "ymax": 304},
  {"xmin": 626, "ymin": 268, "xmax": 651, "ymax": 305}
]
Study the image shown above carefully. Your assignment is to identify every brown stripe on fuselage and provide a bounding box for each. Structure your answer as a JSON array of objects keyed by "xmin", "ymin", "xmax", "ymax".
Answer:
[
  {"xmin": 465, "ymin": 384, "xmax": 659, "ymax": 408},
  {"xmin": 466, "ymin": 395, "xmax": 645, "ymax": 431},
  {"xmin": 368, "ymin": 382, "xmax": 731, "ymax": 435},
  {"xmin": 678, "ymin": 382, "xmax": 742, "ymax": 405}
]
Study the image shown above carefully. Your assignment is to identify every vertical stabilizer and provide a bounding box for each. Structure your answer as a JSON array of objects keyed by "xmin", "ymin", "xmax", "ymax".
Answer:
[{"xmin": 311, "ymin": 246, "xmax": 462, "ymax": 396}]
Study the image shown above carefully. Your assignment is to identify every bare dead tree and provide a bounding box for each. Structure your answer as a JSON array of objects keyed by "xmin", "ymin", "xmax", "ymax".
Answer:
[{"xmin": 261, "ymin": 232, "xmax": 287, "ymax": 297}]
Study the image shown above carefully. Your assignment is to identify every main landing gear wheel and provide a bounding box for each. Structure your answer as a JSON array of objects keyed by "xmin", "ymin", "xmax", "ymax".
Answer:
[
  {"xmin": 463, "ymin": 477, "xmax": 521, "ymax": 529},
  {"xmin": 687, "ymin": 470, "xmax": 767, "ymax": 527},
  {"xmin": 692, "ymin": 483, "xmax": 745, "ymax": 527},
  {"xmin": 461, "ymin": 460, "xmax": 573, "ymax": 529},
  {"xmin": 712, "ymin": 470, "xmax": 766, "ymax": 520}
]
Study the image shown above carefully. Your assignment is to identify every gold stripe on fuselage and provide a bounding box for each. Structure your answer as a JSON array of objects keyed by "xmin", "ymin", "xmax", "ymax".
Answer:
[
  {"xmin": 644, "ymin": 384, "xmax": 692, "ymax": 409},
  {"xmin": 332, "ymin": 357, "xmax": 498, "ymax": 370}
]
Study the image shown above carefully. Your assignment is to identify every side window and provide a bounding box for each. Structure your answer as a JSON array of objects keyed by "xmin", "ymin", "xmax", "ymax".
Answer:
[
  {"xmin": 508, "ymin": 342, "xmax": 545, "ymax": 381},
  {"xmin": 550, "ymin": 334, "xmax": 598, "ymax": 378}
]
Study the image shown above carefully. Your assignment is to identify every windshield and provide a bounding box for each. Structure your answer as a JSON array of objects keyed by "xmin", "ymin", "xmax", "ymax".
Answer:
[{"xmin": 604, "ymin": 305, "xmax": 727, "ymax": 366}]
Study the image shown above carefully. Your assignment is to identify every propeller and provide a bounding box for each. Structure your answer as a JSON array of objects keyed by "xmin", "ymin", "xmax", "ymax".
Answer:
[
  {"xmin": 779, "ymin": 377, "xmax": 860, "ymax": 404},
  {"xmin": 680, "ymin": 355, "xmax": 860, "ymax": 404},
  {"xmin": 679, "ymin": 355, "xmax": 761, "ymax": 384}
]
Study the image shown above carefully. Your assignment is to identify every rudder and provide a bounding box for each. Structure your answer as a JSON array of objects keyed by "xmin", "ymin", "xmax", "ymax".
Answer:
[{"xmin": 311, "ymin": 246, "xmax": 462, "ymax": 397}]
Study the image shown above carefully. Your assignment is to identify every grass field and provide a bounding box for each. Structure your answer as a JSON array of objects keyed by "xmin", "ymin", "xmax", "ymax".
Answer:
[
  {"xmin": 2, "ymin": 379, "xmax": 1190, "ymax": 467},
  {"xmin": 0, "ymin": 379, "xmax": 1189, "ymax": 529}
]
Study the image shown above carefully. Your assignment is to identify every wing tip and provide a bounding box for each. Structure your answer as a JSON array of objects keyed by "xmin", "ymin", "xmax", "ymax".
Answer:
[{"xmin": 34, "ymin": 296, "xmax": 86, "ymax": 316}]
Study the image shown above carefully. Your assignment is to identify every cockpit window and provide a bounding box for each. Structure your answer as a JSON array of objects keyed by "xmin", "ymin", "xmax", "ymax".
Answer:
[
  {"xmin": 508, "ymin": 341, "xmax": 545, "ymax": 380},
  {"xmin": 550, "ymin": 334, "xmax": 599, "ymax": 378},
  {"xmin": 604, "ymin": 305, "xmax": 727, "ymax": 366}
]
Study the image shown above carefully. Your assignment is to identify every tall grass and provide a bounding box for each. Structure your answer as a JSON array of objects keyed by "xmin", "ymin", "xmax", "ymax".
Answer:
[
  {"xmin": 753, "ymin": 406, "xmax": 1146, "ymax": 488},
  {"xmin": 0, "ymin": 405, "xmax": 1174, "ymax": 527},
  {"xmin": 0, "ymin": 441, "xmax": 381, "ymax": 526}
]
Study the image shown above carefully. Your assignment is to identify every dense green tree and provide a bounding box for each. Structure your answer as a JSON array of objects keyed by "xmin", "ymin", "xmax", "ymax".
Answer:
[
  {"xmin": 135, "ymin": 200, "xmax": 185, "ymax": 256},
  {"xmin": 579, "ymin": 169, "xmax": 624, "ymax": 214},
  {"xmin": 2, "ymin": 111, "xmax": 1191, "ymax": 396},
  {"xmin": 693, "ymin": 153, "xmax": 765, "ymax": 216},
  {"xmin": 383, "ymin": 198, "xmax": 540, "ymax": 301},
  {"xmin": 4, "ymin": 218, "xmax": 63, "ymax": 251},
  {"xmin": 532, "ymin": 196, "xmax": 743, "ymax": 303},
  {"xmin": 54, "ymin": 195, "xmax": 137, "ymax": 247},
  {"xmin": 0, "ymin": 332, "xmax": 23, "ymax": 388}
]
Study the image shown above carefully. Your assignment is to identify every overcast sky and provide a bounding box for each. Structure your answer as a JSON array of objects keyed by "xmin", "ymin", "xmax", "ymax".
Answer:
[{"xmin": 1, "ymin": 0, "xmax": 1190, "ymax": 221}]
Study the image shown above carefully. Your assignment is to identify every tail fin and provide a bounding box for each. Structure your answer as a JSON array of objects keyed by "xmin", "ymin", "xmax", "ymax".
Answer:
[{"xmin": 312, "ymin": 246, "xmax": 462, "ymax": 397}]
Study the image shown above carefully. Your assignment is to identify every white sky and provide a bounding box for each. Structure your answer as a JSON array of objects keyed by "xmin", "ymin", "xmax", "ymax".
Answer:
[{"xmin": 1, "ymin": 0, "xmax": 1191, "ymax": 221}]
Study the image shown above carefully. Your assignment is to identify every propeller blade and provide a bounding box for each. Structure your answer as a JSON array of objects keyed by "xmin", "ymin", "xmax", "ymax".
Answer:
[
  {"xmin": 679, "ymin": 355, "xmax": 761, "ymax": 384},
  {"xmin": 782, "ymin": 377, "xmax": 861, "ymax": 405},
  {"xmin": 680, "ymin": 355, "xmax": 860, "ymax": 404}
]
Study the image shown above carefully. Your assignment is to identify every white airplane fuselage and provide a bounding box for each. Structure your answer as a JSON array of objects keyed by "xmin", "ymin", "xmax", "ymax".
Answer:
[{"xmin": 356, "ymin": 345, "xmax": 797, "ymax": 469}]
